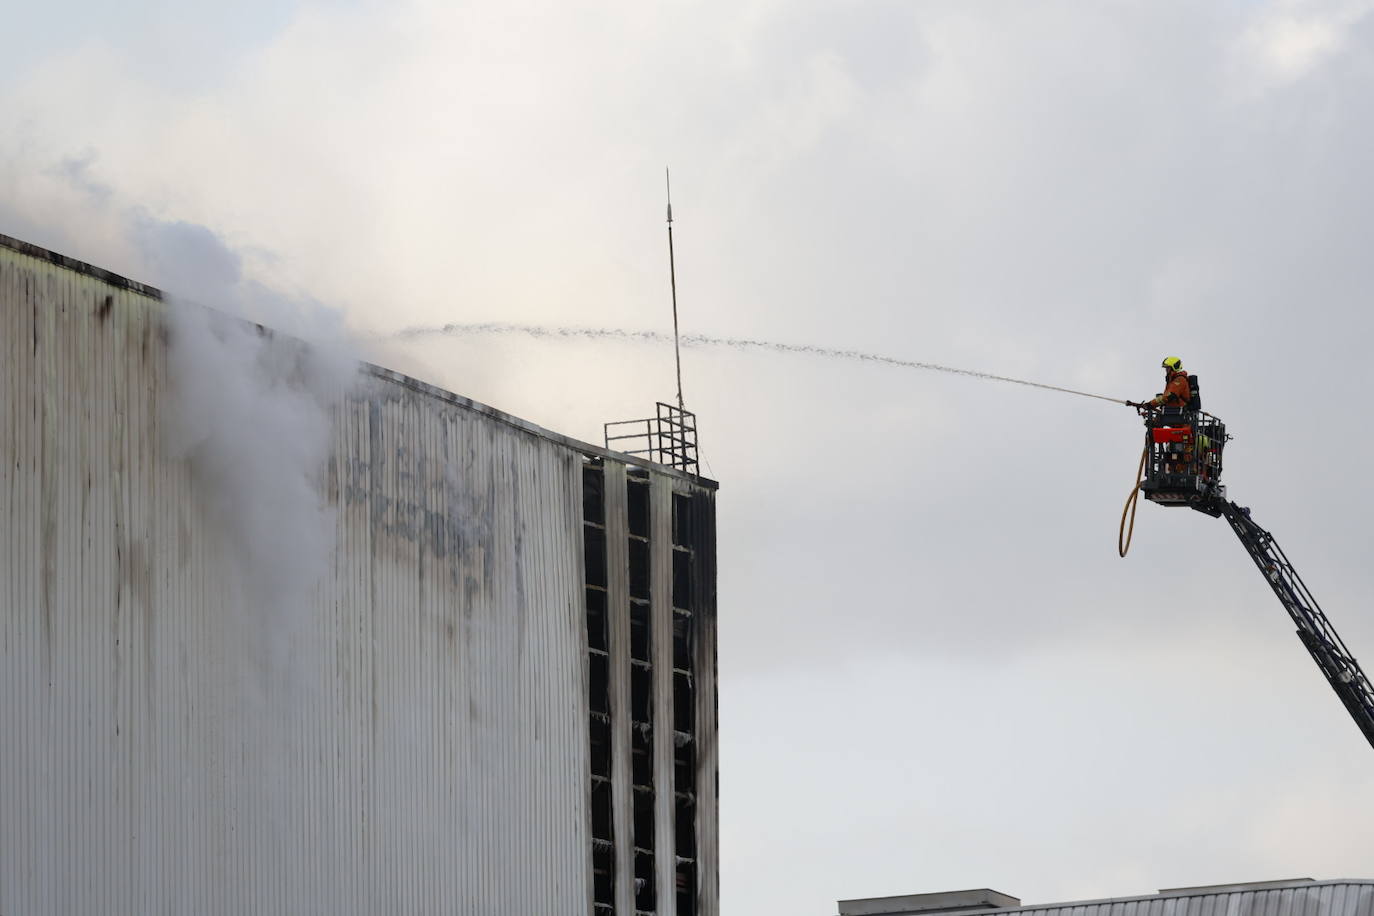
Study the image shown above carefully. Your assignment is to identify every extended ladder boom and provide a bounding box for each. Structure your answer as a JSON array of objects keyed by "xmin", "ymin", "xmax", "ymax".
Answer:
[{"xmin": 1221, "ymin": 501, "xmax": 1374, "ymax": 750}]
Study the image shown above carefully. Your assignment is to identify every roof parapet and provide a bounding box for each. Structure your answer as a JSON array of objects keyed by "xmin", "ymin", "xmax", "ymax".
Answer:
[{"xmin": 1157, "ymin": 880, "xmax": 1316, "ymax": 897}]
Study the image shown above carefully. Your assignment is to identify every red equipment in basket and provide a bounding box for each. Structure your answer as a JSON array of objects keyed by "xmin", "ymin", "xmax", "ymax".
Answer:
[{"xmin": 1152, "ymin": 426, "xmax": 1193, "ymax": 444}]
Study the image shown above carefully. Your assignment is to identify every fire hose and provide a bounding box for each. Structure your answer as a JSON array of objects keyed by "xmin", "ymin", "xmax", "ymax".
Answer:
[{"xmin": 1119, "ymin": 446, "xmax": 1147, "ymax": 557}]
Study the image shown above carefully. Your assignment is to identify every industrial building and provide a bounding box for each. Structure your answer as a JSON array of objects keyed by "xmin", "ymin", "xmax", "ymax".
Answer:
[
  {"xmin": 0, "ymin": 233, "xmax": 719, "ymax": 914},
  {"xmin": 838, "ymin": 880, "xmax": 1374, "ymax": 916}
]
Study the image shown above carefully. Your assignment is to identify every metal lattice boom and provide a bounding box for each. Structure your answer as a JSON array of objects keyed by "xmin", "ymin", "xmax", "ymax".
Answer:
[{"xmin": 1221, "ymin": 500, "xmax": 1374, "ymax": 750}]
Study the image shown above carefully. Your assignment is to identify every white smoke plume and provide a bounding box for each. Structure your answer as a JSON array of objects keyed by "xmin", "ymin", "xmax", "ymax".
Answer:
[
  {"xmin": 144, "ymin": 219, "xmax": 361, "ymax": 673},
  {"xmin": 1, "ymin": 162, "xmax": 362, "ymax": 637}
]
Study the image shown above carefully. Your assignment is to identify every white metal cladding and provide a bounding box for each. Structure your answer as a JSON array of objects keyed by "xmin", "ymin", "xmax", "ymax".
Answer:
[
  {"xmin": 651, "ymin": 473, "xmax": 677, "ymax": 913},
  {"xmin": 603, "ymin": 461, "xmax": 635, "ymax": 916},
  {"xmin": 916, "ymin": 883, "xmax": 1374, "ymax": 916},
  {"xmin": 0, "ymin": 240, "xmax": 620, "ymax": 913}
]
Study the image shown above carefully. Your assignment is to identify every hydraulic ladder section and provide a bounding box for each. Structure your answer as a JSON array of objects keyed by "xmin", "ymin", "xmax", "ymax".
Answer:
[{"xmin": 1221, "ymin": 500, "xmax": 1374, "ymax": 750}]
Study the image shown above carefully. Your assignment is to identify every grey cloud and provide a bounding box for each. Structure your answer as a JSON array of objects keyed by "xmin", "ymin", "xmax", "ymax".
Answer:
[{"xmin": 8, "ymin": 0, "xmax": 1374, "ymax": 911}]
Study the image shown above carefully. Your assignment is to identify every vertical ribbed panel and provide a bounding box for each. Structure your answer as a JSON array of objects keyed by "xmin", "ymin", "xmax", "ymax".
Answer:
[
  {"xmin": 651, "ymin": 472, "xmax": 676, "ymax": 915},
  {"xmin": 604, "ymin": 462, "xmax": 634, "ymax": 916},
  {"xmin": 0, "ymin": 244, "xmax": 595, "ymax": 913}
]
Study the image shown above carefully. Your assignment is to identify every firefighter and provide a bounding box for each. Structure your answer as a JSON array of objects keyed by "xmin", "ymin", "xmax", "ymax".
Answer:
[
  {"xmin": 1127, "ymin": 357, "xmax": 1191, "ymax": 411},
  {"xmin": 1127, "ymin": 357, "xmax": 1195, "ymax": 475}
]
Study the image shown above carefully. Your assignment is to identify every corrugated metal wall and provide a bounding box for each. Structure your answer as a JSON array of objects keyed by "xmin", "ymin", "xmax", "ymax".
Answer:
[{"xmin": 0, "ymin": 237, "xmax": 717, "ymax": 914}]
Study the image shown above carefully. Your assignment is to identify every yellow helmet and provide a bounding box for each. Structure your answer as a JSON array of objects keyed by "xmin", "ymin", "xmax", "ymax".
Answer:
[{"xmin": 1162, "ymin": 356, "xmax": 1182, "ymax": 372}]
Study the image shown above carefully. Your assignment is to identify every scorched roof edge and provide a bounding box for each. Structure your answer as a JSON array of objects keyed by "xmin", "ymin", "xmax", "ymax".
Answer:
[{"xmin": 0, "ymin": 232, "xmax": 716, "ymax": 490}]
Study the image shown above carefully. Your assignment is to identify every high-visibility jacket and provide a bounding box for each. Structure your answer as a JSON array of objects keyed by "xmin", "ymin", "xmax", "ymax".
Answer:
[{"xmin": 1150, "ymin": 370, "xmax": 1191, "ymax": 408}]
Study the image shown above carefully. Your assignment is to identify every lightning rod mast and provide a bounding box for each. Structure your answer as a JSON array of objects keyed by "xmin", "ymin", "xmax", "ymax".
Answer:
[{"xmin": 666, "ymin": 168, "xmax": 684, "ymax": 412}]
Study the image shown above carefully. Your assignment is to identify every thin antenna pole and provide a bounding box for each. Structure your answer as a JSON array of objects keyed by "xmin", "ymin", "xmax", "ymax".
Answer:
[{"xmin": 666, "ymin": 167, "xmax": 684, "ymax": 412}]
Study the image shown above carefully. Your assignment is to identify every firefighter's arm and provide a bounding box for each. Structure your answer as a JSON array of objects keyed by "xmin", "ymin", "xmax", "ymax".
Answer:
[{"xmin": 1167, "ymin": 375, "xmax": 1190, "ymax": 404}]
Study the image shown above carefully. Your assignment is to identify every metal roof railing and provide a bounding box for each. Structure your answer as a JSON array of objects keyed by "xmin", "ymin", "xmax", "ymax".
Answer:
[{"xmin": 604, "ymin": 402, "xmax": 699, "ymax": 476}]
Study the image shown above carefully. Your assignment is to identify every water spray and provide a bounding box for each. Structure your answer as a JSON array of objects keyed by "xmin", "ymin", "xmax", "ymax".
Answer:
[{"xmin": 392, "ymin": 322, "xmax": 1130, "ymax": 406}]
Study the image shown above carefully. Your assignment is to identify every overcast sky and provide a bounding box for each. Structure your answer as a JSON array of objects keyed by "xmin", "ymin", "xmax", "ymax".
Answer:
[{"xmin": 7, "ymin": 1, "xmax": 1374, "ymax": 912}]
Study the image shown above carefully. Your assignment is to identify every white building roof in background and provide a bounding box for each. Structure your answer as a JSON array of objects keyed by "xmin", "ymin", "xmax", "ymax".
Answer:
[{"xmin": 841, "ymin": 880, "xmax": 1374, "ymax": 916}]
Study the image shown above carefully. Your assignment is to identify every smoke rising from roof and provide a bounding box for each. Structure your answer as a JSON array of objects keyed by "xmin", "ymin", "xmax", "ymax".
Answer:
[
  {"xmin": 0, "ymin": 158, "xmax": 362, "ymax": 679},
  {"xmin": 151, "ymin": 222, "xmax": 361, "ymax": 679}
]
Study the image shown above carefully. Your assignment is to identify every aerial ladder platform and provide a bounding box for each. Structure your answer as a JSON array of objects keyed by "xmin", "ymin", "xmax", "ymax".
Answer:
[
  {"xmin": 1219, "ymin": 501, "xmax": 1374, "ymax": 749},
  {"xmin": 1125, "ymin": 378, "xmax": 1374, "ymax": 750}
]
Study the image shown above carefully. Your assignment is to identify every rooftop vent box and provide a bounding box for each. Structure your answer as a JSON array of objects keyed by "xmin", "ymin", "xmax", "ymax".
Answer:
[{"xmin": 839, "ymin": 889, "xmax": 1022, "ymax": 916}]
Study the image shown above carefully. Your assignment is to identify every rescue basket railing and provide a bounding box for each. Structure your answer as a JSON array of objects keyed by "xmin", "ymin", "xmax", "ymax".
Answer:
[
  {"xmin": 604, "ymin": 402, "xmax": 699, "ymax": 475},
  {"xmin": 1141, "ymin": 409, "xmax": 1226, "ymax": 496}
]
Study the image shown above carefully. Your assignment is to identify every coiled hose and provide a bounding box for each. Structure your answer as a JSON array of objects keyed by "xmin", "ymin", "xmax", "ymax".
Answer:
[{"xmin": 1119, "ymin": 447, "xmax": 1147, "ymax": 557}]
